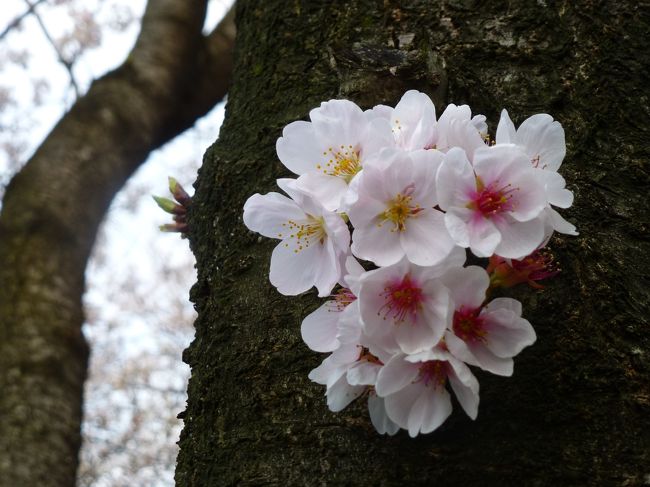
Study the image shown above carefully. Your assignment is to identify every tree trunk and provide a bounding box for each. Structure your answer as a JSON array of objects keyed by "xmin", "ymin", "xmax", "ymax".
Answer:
[
  {"xmin": 177, "ymin": 1, "xmax": 649, "ymax": 485},
  {"xmin": 0, "ymin": 2, "xmax": 234, "ymax": 486}
]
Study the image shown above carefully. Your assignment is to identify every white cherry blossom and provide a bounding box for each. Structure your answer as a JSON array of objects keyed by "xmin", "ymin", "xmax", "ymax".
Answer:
[
  {"xmin": 375, "ymin": 349, "xmax": 479, "ymax": 437},
  {"xmin": 243, "ymin": 179, "xmax": 349, "ymax": 297},
  {"xmin": 276, "ymin": 99, "xmax": 394, "ymax": 211},
  {"xmin": 437, "ymin": 146, "xmax": 547, "ymax": 259},
  {"xmin": 348, "ymin": 148, "xmax": 455, "ymax": 267},
  {"xmin": 357, "ymin": 250, "xmax": 465, "ymax": 355},
  {"xmin": 441, "ymin": 266, "xmax": 537, "ymax": 376}
]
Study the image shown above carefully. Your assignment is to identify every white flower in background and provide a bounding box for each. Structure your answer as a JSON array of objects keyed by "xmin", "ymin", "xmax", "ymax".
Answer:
[
  {"xmin": 441, "ymin": 266, "xmax": 537, "ymax": 376},
  {"xmin": 496, "ymin": 109, "xmax": 577, "ymax": 236},
  {"xmin": 496, "ymin": 109, "xmax": 566, "ymax": 171},
  {"xmin": 357, "ymin": 250, "xmax": 465, "ymax": 355},
  {"xmin": 365, "ymin": 90, "xmax": 438, "ymax": 151},
  {"xmin": 435, "ymin": 103, "xmax": 487, "ymax": 160},
  {"xmin": 437, "ymin": 146, "xmax": 547, "ymax": 259},
  {"xmin": 366, "ymin": 92, "xmax": 488, "ymax": 159},
  {"xmin": 375, "ymin": 348, "xmax": 479, "ymax": 437},
  {"xmin": 348, "ymin": 148, "xmax": 455, "ymax": 267},
  {"xmin": 243, "ymin": 178, "xmax": 350, "ymax": 297},
  {"xmin": 300, "ymin": 256, "xmax": 365, "ymax": 353},
  {"xmin": 276, "ymin": 99, "xmax": 394, "ymax": 211}
]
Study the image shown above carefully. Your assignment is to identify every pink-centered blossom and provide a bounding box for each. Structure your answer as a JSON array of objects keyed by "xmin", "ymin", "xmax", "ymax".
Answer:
[
  {"xmin": 436, "ymin": 146, "xmax": 547, "ymax": 259},
  {"xmin": 441, "ymin": 266, "xmax": 537, "ymax": 376},
  {"xmin": 276, "ymin": 99, "xmax": 394, "ymax": 211},
  {"xmin": 357, "ymin": 250, "xmax": 465, "ymax": 355},
  {"xmin": 375, "ymin": 348, "xmax": 479, "ymax": 437},
  {"xmin": 243, "ymin": 179, "xmax": 349, "ymax": 297},
  {"xmin": 348, "ymin": 148, "xmax": 455, "ymax": 267}
]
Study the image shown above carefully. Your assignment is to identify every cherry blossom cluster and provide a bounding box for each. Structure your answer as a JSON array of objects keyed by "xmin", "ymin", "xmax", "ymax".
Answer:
[{"xmin": 243, "ymin": 90, "xmax": 577, "ymax": 437}]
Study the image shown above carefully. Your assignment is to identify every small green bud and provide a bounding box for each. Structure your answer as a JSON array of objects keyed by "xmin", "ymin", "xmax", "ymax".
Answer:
[
  {"xmin": 168, "ymin": 177, "xmax": 191, "ymax": 205},
  {"xmin": 153, "ymin": 195, "xmax": 183, "ymax": 214}
]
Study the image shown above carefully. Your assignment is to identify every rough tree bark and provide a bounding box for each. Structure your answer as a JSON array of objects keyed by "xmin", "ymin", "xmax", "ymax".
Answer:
[
  {"xmin": 178, "ymin": 0, "xmax": 649, "ymax": 485},
  {"xmin": 0, "ymin": 2, "xmax": 234, "ymax": 486}
]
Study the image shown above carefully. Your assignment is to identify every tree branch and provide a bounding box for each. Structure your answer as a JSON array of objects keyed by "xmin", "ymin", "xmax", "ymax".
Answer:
[
  {"xmin": 0, "ymin": 0, "xmax": 235, "ymax": 485},
  {"xmin": 0, "ymin": 0, "xmax": 47, "ymax": 41},
  {"xmin": 23, "ymin": 0, "xmax": 80, "ymax": 98}
]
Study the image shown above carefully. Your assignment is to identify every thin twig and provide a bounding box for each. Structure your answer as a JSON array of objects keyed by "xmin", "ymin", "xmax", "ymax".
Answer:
[
  {"xmin": 0, "ymin": 0, "xmax": 47, "ymax": 41},
  {"xmin": 23, "ymin": 0, "xmax": 81, "ymax": 98}
]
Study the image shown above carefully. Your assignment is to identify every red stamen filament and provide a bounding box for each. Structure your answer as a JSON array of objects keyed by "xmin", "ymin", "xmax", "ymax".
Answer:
[
  {"xmin": 469, "ymin": 177, "xmax": 518, "ymax": 217},
  {"xmin": 417, "ymin": 360, "xmax": 447, "ymax": 388},
  {"xmin": 379, "ymin": 275, "xmax": 425, "ymax": 324},
  {"xmin": 453, "ymin": 307, "xmax": 487, "ymax": 343}
]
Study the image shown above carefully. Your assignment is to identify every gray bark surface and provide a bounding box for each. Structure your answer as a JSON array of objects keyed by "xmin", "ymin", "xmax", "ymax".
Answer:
[
  {"xmin": 0, "ymin": 1, "xmax": 234, "ymax": 485},
  {"xmin": 178, "ymin": 1, "xmax": 649, "ymax": 485}
]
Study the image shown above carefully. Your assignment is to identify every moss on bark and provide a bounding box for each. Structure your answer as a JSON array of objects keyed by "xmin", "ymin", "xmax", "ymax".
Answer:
[{"xmin": 178, "ymin": 1, "xmax": 650, "ymax": 485}]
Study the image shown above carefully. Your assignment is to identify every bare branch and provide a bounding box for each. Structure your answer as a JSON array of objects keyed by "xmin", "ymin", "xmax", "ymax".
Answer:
[
  {"xmin": 23, "ymin": 0, "xmax": 81, "ymax": 98},
  {"xmin": 0, "ymin": 0, "xmax": 47, "ymax": 41}
]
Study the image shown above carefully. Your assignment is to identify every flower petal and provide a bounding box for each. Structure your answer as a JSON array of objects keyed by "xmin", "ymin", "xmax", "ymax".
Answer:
[
  {"xmin": 347, "ymin": 361, "xmax": 381, "ymax": 386},
  {"xmin": 368, "ymin": 394, "xmax": 400, "ymax": 435},
  {"xmin": 517, "ymin": 114, "xmax": 566, "ymax": 172},
  {"xmin": 436, "ymin": 147, "xmax": 475, "ymax": 210},
  {"xmin": 493, "ymin": 217, "xmax": 545, "ymax": 260},
  {"xmin": 495, "ymin": 109, "xmax": 517, "ymax": 144},
  {"xmin": 375, "ymin": 354, "xmax": 419, "ymax": 397},
  {"xmin": 296, "ymin": 172, "xmax": 349, "ymax": 212},
  {"xmin": 276, "ymin": 121, "xmax": 324, "ymax": 175},
  {"xmin": 350, "ymin": 216, "xmax": 404, "ymax": 266},
  {"xmin": 269, "ymin": 240, "xmax": 321, "ymax": 295},
  {"xmin": 447, "ymin": 359, "xmax": 480, "ymax": 419},
  {"xmin": 482, "ymin": 307, "xmax": 536, "ymax": 358},
  {"xmin": 401, "ymin": 210, "xmax": 455, "ymax": 266},
  {"xmin": 441, "ymin": 265, "xmax": 489, "ymax": 310},
  {"xmin": 301, "ymin": 302, "xmax": 341, "ymax": 353},
  {"xmin": 327, "ymin": 375, "xmax": 365, "ymax": 412},
  {"xmin": 545, "ymin": 207, "xmax": 578, "ymax": 235},
  {"xmin": 408, "ymin": 385, "xmax": 452, "ymax": 437},
  {"xmin": 243, "ymin": 192, "xmax": 305, "ymax": 239}
]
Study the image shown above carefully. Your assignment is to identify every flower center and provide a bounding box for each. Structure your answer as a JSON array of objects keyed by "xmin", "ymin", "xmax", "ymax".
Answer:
[
  {"xmin": 379, "ymin": 184, "xmax": 423, "ymax": 232},
  {"xmin": 317, "ymin": 145, "xmax": 361, "ymax": 183},
  {"xmin": 327, "ymin": 287, "xmax": 357, "ymax": 312},
  {"xmin": 468, "ymin": 177, "xmax": 517, "ymax": 217},
  {"xmin": 357, "ymin": 347, "xmax": 382, "ymax": 364},
  {"xmin": 281, "ymin": 215, "xmax": 326, "ymax": 253},
  {"xmin": 379, "ymin": 274, "xmax": 425, "ymax": 324},
  {"xmin": 452, "ymin": 307, "xmax": 487, "ymax": 343},
  {"xmin": 417, "ymin": 360, "xmax": 447, "ymax": 388}
]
